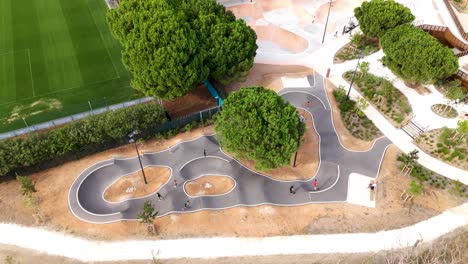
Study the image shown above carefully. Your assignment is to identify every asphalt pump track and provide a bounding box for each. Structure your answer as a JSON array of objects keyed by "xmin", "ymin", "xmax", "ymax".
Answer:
[{"xmin": 68, "ymin": 74, "xmax": 392, "ymax": 223}]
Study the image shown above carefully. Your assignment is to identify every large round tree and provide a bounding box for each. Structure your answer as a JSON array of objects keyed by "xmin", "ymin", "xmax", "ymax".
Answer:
[
  {"xmin": 354, "ymin": 0, "xmax": 415, "ymax": 38},
  {"xmin": 215, "ymin": 87, "xmax": 304, "ymax": 170},
  {"xmin": 107, "ymin": 0, "xmax": 257, "ymax": 100},
  {"xmin": 381, "ymin": 25, "xmax": 459, "ymax": 84}
]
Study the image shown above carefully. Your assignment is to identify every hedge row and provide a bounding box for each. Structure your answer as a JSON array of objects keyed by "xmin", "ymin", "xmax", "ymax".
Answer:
[{"xmin": 0, "ymin": 102, "xmax": 166, "ymax": 177}]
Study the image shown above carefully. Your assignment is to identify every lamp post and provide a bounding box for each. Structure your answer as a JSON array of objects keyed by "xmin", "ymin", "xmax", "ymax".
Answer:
[
  {"xmin": 293, "ymin": 115, "xmax": 306, "ymax": 167},
  {"xmin": 129, "ymin": 130, "xmax": 148, "ymax": 185},
  {"xmin": 346, "ymin": 51, "xmax": 363, "ymax": 100},
  {"xmin": 321, "ymin": 0, "xmax": 333, "ymax": 44}
]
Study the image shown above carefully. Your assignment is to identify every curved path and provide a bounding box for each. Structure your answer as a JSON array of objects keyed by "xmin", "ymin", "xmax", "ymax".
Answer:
[{"xmin": 68, "ymin": 74, "xmax": 392, "ymax": 223}]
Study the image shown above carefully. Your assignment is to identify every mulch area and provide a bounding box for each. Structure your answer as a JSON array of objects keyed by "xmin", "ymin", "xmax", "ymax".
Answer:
[{"xmin": 163, "ymin": 84, "xmax": 217, "ymax": 119}]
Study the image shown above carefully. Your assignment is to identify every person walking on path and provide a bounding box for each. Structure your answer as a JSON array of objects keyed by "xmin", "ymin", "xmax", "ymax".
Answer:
[
  {"xmin": 173, "ymin": 179, "xmax": 178, "ymax": 188},
  {"xmin": 312, "ymin": 179, "xmax": 318, "ymax": 191},
  {"xmin": 289, "ymin": 186, "xmax": 296, "ymax": 194},
  {"xmin": 306, "ymin": 101, "xmax": 311, "ymax": 108},
  {"xmin": 157, "ymin": 192, "xmax": 163, "ymax": 200},
  {"xmin": 203, "ymin": 149, "xmax": 206, "ymax": 157}
]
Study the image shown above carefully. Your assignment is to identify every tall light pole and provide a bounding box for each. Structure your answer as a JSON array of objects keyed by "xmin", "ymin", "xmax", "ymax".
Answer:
[
  {"xmin": 129, "ymin": 130, "xmax": 148, "ymax": 185},
  {"xmin": 321, "ymin": 0, "xmax": 333, "ymax": 44},
  {"xmin": 346, "ymin": 51, "xmax": 363, "ymax": 100}
]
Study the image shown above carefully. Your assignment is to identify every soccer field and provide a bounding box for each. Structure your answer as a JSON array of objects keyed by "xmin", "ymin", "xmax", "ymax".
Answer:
[{"xmin": 0, "ymin": 0, "xmax": 139, "ymax": 133}]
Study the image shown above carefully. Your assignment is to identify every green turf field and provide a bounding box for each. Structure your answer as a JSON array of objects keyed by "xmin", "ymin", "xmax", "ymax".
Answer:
[{"xmin": 0, "ymin": 0, "xmax": 139, "ymax": 133}]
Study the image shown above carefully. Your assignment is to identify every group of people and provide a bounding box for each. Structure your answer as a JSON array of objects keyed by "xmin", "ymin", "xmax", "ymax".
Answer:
[{"xmin": 289, "ymin": 178, "xmax": 318, "ymax": 194}]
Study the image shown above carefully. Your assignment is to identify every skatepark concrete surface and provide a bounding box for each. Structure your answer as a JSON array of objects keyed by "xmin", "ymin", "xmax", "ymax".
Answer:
[
  {"xmin": 68, "ymin": 73, "xmax": 391, "ymax": 224},
  {"xmin": 226, "ymin": 0, "xmax": 363, "ymax": 54}
]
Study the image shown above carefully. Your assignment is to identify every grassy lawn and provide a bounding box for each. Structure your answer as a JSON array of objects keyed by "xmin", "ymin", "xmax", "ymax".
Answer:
[{"xmin": 0, "ymin": 0, "xmax": 140, "ymax": 133}]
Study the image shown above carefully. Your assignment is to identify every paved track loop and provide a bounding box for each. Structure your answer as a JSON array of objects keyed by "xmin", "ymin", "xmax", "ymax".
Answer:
[{"xmin": 68, "ymin": 74, "xmax": 392, "ymax": 223}]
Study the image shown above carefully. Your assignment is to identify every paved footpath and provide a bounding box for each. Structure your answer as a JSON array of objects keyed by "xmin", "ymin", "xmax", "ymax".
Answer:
[
  {"xmin": 68, "ymin": 74, "xmax": 391, "ymax": 223},
  {"xmin": 1, "ymin": 203, "xmax": 467, "ymax": 262}
]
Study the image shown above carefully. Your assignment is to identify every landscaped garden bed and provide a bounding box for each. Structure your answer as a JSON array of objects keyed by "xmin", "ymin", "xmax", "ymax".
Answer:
[
  {"xmin": 397, "ymin": 151, "xmax": 467, "ymax": 198},
  {"xmin": 332, "ymin": 87, "xmax": 382, "ymax": 141},
  {"xmin": 344, "ymin": 64, "xmax": 412, "ymax": 127},
  {"xmin": 334, "ymin": 33, "xmax": 380, "ymax": 64},
  {"xmin": 415, "ymin": 127, "xmax": 468, "ymax": 170},
  {"xmin": 431, "ymin": 104, "xmax": 458, "ymax": 119}
]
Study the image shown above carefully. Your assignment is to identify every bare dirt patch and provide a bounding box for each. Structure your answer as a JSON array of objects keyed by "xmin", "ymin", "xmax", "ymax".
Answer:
[
  {"xmin": 185, "ymin": 175, "xmax": 235, "ymax": 196},
  {"xmin": 224, "ymin": 63, "xmax": 314, "ymax": 93},
  {"xmin": 163, "ymin": 84, "xmax": 217, "ymax": 119},
  {"xmin": 231, "ymin": 108, "xmax": 319, "ymax": 180},
  {"xmin": 103, "ymin": 167, "xmax": 171, "ymax": 202},
  {"xmin": 0, "ymin": 124, "xmax": 463, "ymax": 240}
]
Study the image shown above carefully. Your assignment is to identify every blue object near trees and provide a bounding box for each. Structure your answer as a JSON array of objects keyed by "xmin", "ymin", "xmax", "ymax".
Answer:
[{"xmin": 204, "ymin": 80, "xmax": 223, "ymax": 106}]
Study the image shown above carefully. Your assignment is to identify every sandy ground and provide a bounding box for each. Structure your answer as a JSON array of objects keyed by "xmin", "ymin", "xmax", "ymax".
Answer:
[
  {"xmin": 0, "ymin": 125, "xmax": 461, "ymax": 241},
  {"xmin": 163, "ymin": 84, "xmax": 217, "ymax": 119},
  {"xmin": 103, "ymin": 167, "xmax": 171, "ymax": 202},
  {"xmin": 1, "ymin": 62, "xmax": 461, "ymax": 240},
  {"xmin": 224, "ymin": 63, "xmax": 314, "ymax": 92},
  {"xmin": 185, "ymin": 175, "xmax": 235, "ymax": 196},
  {"xmin": 233, "ymin": 108, "xmax": 319, "ymax": 180}
]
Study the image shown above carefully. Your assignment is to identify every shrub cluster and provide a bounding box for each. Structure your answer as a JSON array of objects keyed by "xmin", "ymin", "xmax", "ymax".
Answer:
[{"xmin": 0, "ymin": 103, "xmax": 166, "ymax": 177}]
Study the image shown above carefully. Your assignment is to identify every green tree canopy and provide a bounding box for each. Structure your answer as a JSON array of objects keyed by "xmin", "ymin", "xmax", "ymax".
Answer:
[
  {"xmin": 215, "ymin": 87, "xmax": 304, "ymax": 170},
  {"xmin": 354, "ymin": 0, "xmax": 415, "ymax": 38},
  {"xmin": 107, "ymin": 0, "xmax": 257, "ymax": 99},
  {"xmin": 381, "ymin": 25, "xmax": 459, "ymax": 84}
]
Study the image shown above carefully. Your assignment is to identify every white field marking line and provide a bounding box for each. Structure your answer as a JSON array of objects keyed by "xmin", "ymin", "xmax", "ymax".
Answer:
[
  {"xmin": 84, "ymin": 0, "xmax": 120, "ymax": 79},
  {"xmin": 0, "ymin": 48, "xmax": 28, "ymax": 57},
  {"xmin": 0, "ymin": 83, "xmax": 132, "ymax": 108},
  {"xmin": 309, "ymin": 165, "xmax": 340, "ymax": 194},
  {"xmin": 143, "ymin": 133, "xmax": 217, "ymax": 155},
  {"xmin": 182, "ymin": 173, "xmax": 238, "ymax": 198},
  {"xmin": 26, "ymin": 49, "xmax": 35, "ymax": 97},
  {"xmin": 278, "ymin": 90, "xmax": 327, "ymax": 110},
  {"xmin": 178, "ymin": 155, "xmax": 231, "ymax": 172},
  {"xmin": 102, "ymin": 165, "xmax": 173, "ymax": 204}
]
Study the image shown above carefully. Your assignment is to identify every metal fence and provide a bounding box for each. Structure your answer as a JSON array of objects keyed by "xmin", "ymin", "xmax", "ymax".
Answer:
[
  {"xmin": 150, "ymin": 106, "xmax": 220, "ymax": 135},
  {"xmin": 0, "ymin": 97, "xmax": 154, "ymax": 140}
]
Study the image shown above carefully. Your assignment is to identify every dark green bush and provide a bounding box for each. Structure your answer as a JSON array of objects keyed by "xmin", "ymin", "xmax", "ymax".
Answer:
[{"xmin": 0, "ymin": 103, "xmax": 166, "ymax": 177}]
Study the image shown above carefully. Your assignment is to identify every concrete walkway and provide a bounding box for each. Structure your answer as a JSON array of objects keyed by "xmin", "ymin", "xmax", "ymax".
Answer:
[
  {"xmin": 1, "ymin": 203, "xmax": 467, "ymax": 262},
  {"xmin": 248, "ymin": 0, "xmax": 468, "ymax": 184}
]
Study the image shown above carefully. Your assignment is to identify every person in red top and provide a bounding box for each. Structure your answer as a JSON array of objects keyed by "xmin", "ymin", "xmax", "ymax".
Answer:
[
  {"xmin": 312, "ymin": 179, "xmax": 318, "ymax": 191},
  {"xmin": 306, "ymin": 101, "xmax": 311, "ymax": 108}
]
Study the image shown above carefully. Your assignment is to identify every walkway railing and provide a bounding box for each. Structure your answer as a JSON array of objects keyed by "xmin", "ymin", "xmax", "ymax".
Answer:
[{"xmin": 442, "ymin": 0, "xmax": 468, "ymax": 41}]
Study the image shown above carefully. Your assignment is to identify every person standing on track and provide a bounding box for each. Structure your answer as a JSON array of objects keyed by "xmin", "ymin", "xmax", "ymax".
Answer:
[
  {"xmin": 173, "ymin": 179, "xmax": 178, "ymax": 188},
  {"xmin": 289, "ymin": 185, "xmax": 296, "ymax": 194},
  {"xmin": 312, "ymin": 179, "xmax": 318, "ymax": 191},
  {"xmin": 306, "ymin": 101, "xmax": 311, "ymax": 108}
]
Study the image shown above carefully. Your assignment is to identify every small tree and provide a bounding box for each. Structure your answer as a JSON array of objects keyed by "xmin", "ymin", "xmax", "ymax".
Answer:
[
  {"xmin": 401, "ymin": 180, "xmax": 423, "ymax": 202},
  {"xmin": 381, "ymin": 25, "xmax": 459, "ymax": 85},
  {"xmin": 452, "ymin": 120, "xmax": 468, "ymax": 140},
  {"xmin": 358, "ymin": 61, "xmax": 370, "ymax": 78},
  {"xmin": 138, "ymin": 201, "xmax": 158, "ymax": 234},
  {"xmin": 215, "ymin": 86, "xmax": 304, "ymax": 170},
  {"xmin": 398, "ymin": 150, "xmax": 419, "ymax": 176},
  {"xmin": 354, "ymin": 0, "xmax": 415, "ymax": 38},
  {"xmin": 17, "ymin": 175, "xmax": 36, "ymax": 196}
]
